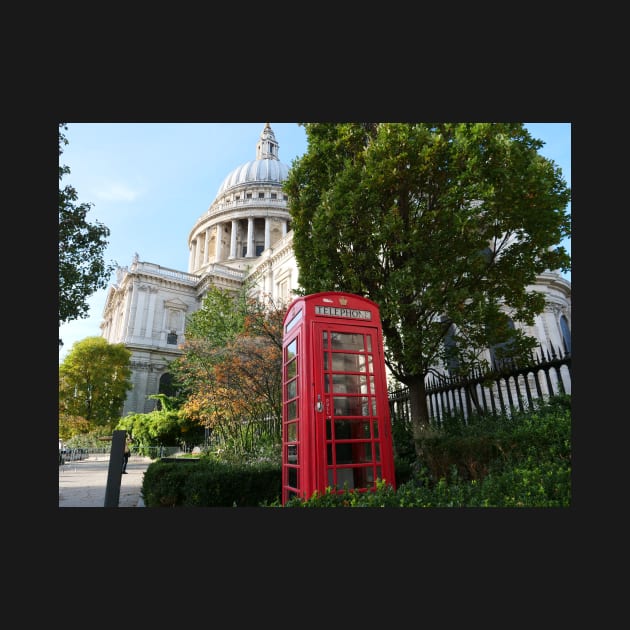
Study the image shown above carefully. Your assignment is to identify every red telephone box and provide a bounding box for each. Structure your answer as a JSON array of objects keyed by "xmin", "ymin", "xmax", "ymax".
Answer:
[{"xmin": 281, "ymin": 292, "xmax": 396, "ymax": 505}]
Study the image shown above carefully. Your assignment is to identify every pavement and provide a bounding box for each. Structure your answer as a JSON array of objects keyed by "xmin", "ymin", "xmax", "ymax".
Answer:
[{"xmin": 58, "ymin": 453, "xmax": 154, "ymax": 508}]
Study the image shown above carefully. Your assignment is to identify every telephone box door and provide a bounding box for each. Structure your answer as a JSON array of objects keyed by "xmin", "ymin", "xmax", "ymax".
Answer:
[{"xmin": 312, "ymin": 321, "xmax": 395, "ymax": 494}]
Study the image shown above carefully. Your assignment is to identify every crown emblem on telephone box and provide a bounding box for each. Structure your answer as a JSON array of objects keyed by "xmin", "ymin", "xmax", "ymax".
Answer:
[{"xmin": 339, "ymin": 297, "xmax": 348, "ymax": 305}]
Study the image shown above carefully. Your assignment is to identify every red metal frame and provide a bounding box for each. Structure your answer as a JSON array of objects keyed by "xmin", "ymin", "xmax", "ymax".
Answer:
[{"xmin": 281, "ymin": 292, "xmax": 396, "ymax": 505}]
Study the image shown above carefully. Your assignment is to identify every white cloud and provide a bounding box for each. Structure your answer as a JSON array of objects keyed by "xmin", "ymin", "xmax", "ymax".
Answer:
[{"xmin": 94, "ymin": 182, "xmax": 143, "ymax": 202}]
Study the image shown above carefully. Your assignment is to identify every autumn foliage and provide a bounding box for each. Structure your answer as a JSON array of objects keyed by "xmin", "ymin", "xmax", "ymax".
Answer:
[{"xmin": 171, "ymin": 287, "xmax": 286, "ymax": 455}]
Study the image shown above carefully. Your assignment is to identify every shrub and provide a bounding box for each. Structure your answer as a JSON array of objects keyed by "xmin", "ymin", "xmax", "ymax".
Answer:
[{"xmin": 141, "ymin": 458, "xmax": 281, "ymax": 507}]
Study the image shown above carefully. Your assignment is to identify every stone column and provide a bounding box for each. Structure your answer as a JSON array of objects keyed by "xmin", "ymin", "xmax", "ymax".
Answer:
[
  {"xmin": 188, "ymin": 242, "xmax": 194, "ymax": 271},
  {"xmin": 215, "ymin": 223, "xmax": 222, "ymax": 261},
  {"xmin": 246, "ymin": 217, "xmax": 254, "ymax": 257},
  {"xmin": 145, "ymin": 287, "xmax": 158, "ymax": 342},
  {"xmin": 204, "ymin": 229, "xmax": 210, "ymax": 265},
  {"xmin": 121, "ymin": 285, "xmax": 133, "ymax": 341},
  {"xmin": 195, "ymin": 232, "xmax": 203, "ymax": 269},
  {"xmin": 132, "ymin": 285, "xmax": 147, "ymax": 338},
  {"xmin": 190, "ymin": 238, "xmax": 197, "ymax": 271},
  {"xmin": 266, "ymin": 265, "xmax": 273, "ymax": 296},
  {"xmin": 229, "ymin": 219, "xmax": 238, "ymax": 259},
  {"xmin": 264, "ymin": 217, "xmax": 271, "ymax": 250}
]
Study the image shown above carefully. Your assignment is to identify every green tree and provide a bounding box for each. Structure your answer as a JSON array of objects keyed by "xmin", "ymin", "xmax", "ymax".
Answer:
[
  {"xmin": 59, "ymin": 123, "xmax": 115, "ymax": 345},
  {"xmin": 117, "ymin": 394, "xmax": 205, "ymax": 450},
  {"xmin": 59, "ymin": 336, "xmax": 133, "ymax": 429},
  {"xmin": 58, "ymin": 414, "xmax": 91, "ymax": 441},
  {"xmin": 184, "ymin": 284, "xmax": 249, "ymax": 345},
  {"xmin": 283, "ymin": 123, "xmax": 570, "ymax": 452}
]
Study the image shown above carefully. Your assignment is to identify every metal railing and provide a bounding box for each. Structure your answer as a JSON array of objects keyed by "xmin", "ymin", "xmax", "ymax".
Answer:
[
  {"xmin": 58, "ymin": 445, "xmax": 185, "ymax": 466},
  {"xmin": 389, "ymin": 343, "xmax": 571, "ymax": 425}
]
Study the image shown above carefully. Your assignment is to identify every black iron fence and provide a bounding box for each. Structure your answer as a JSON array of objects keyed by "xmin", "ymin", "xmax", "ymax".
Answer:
[{"xmin": 388, "ymin": 344, "xmax": 571, "ymax": 426}]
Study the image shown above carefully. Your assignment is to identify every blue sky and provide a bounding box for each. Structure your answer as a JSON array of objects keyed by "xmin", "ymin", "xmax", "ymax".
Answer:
[{"xmin": 58, "ymin": 122, "xmax": 571, "ymax": 363}]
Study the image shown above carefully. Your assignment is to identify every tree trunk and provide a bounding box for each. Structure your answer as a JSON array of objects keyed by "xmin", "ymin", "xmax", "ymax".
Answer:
[{"xmin": 407, "ymin": 374, "xmax": 431, "ymax": 459}]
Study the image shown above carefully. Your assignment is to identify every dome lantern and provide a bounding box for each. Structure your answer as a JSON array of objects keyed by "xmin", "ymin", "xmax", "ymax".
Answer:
[{"xmin": 215, "ymin": 123, "xmax": 289, "ymax": 198}]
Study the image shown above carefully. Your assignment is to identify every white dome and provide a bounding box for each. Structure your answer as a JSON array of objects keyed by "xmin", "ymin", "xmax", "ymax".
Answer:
[{"xmin": 216, "ymin": 158, "xmax": 289, "ymax": 196}]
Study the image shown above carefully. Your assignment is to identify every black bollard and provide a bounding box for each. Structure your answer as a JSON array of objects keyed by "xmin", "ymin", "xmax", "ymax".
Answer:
[{"xmin": 104, "ymin": 430, "xmax": 126, "ymax": 507}]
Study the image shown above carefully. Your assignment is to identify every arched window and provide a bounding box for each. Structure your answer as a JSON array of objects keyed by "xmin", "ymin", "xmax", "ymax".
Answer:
[
  {"xmin": 158, "ymin": 372, "xmax": 178, "ymax": 400},
  {"xmin": 443, "ymin": 322, "xmax": 460, "ymax": 375},
  {"xmin": 560, "ymin": 315, "xmax": 571, "ymax": 354},
  {"xmin": 489, "ymin": 318, "xmax": 516, "ymax": 370}
]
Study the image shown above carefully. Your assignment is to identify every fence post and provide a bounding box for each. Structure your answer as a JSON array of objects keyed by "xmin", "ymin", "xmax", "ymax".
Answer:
[{"xmin": 104, "ymin": 430, "xmax": 126, "ymax": 508}]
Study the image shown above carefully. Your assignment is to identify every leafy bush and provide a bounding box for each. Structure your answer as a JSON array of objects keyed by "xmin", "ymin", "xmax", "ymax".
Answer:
[
  {"xmin": 141, "ymin": 458, "xmax": 281, "ymax": 507},
  {"xmin": 206, "ymin": 435, "xmax": 281, "ymax": 467}
]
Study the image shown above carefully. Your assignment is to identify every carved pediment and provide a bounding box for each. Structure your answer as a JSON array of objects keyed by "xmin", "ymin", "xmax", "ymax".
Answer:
[{"xmin": 164, "ymin": 297, "xmax": 189, "ymax": 311}]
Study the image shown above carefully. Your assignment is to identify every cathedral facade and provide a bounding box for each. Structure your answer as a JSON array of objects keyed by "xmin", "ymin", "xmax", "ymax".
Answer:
[{"xmin": 100, "ymin": 124, "xmax": 571, "ymax": 416}]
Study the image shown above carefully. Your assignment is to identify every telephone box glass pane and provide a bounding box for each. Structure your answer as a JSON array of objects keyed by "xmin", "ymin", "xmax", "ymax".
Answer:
[
  {"xmin": 333, "ymin": 396, "xmax": 370, "ymax": 416},
  {"xmin": 286, "ymin": 339, "xmax": 297, "ymax": 360},
  {"xmin": 332, "ymin": 373, "xmax": 367, "ymax": 393},
  {"xmin": 358, "ymin": 442, "xmax": 373, "ymax": 462},
  {"xmin": 330, "ymin": 467, "xmax": 375, "ymax": 490},
  {"xmin": 330, "ymin": 332, "xmax": 365, "ymax": 351},
  {"xmin": 336, "ymin": 468, "xmax": 354, "ymax": 489},
  {"xmin": 354, "ymin": 354, "xmax": 373, "ymax": 372},
  {"xmin": 287, "ymin": 400, "xmax": 297, "ymax": 420},
  {"xmin": 353, "ymin": 467, "xmax": 371, "ymax": 489},
  {"xmin": 286, "ymin": 380, "xmax": 297, "ymax": 399},
  {"xmin": 372, "ymin": 421, "xmax": 379, "ymax": 438},
  {"xmin": 333, "ymin": 419, "xmax": 370, "ymax": 439},
  {"xmin": 335, "ymin": 443, "xmax": 353, "ymax": 464},
  {"xmin": 285, "ymin": 310, "xmax": 302, "ymax": 333},
  {"xmin": 331, "ymin": 353, "xmax": 363, "ymax": 372},
  {"xmin": 334, "ymin": 442, "xmax": 373, "ymax": 464},
  {"xmin": 287, "ymin": 360, "xmax": 297, "ymax": 379},
  {"xmin": 334, "ymin": 419, "xmax": 352, "ymax": 439},
  {"xmin": 287, "ymin": 422, "xmax": 297, "ymax": 441},
  {"xmin": 288, "ymin": 467, "xmax": 298, "ymax": 488}
]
